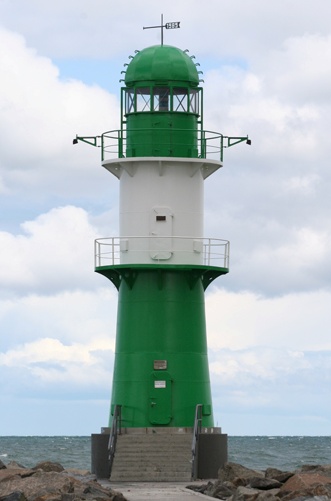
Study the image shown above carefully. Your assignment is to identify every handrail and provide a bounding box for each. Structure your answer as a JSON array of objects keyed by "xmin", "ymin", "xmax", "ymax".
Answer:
[
  {"xmin": 191, "ymin": 404, "xmax": 203, "ymax": 480},
  {"xmin": 94, "ymin": 236, "xmax": 230, "ymax": 269},
  {"xmin": 108, "ymin": 404, "xmax": 122, "ymax": 477},
  {"xmin": 74, "ymin": 129, "xmax": 250, "ymax": 162}
]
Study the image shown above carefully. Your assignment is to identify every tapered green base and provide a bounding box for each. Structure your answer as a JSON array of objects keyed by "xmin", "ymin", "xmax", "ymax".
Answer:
[{"xmin": 96, "ymin": 265, "xmax": 228, "ymax": 428}]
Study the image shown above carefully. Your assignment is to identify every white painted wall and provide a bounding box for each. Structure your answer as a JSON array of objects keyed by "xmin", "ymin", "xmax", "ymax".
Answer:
[{"xmin": 102, "ymin": 157, "xmax": 222, "ymax": 265}]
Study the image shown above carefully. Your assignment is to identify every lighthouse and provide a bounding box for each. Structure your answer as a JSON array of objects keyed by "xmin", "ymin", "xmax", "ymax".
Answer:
[{"xmin": 75, "ymin": 38, "xmax": 249, "ymax": 481}]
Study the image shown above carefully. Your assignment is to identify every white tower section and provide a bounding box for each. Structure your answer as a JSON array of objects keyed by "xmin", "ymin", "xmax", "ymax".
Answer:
[{"xmin": 103, "ymin": 157, "xmax": 222, "ymax": 265}]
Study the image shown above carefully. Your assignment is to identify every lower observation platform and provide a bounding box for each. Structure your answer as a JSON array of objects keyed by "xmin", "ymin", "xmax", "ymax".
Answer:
[
  {"xmin": 94, "ymin": 236, "xmax": 229, "ymax": 290},
  {"xmin": 95, "ymin": 263, "xmax": 228, "ymax": 291}
]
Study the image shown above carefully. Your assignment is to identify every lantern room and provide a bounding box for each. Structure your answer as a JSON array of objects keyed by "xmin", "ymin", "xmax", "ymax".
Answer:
[{"xmin": 121, "ymin": 44, "xmax": 203, "ymax": 158}]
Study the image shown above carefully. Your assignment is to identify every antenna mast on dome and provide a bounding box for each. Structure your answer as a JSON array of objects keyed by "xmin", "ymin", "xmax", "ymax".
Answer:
[{"xmin": 143, "ymin": 13, "xmax": 180, "ymax": 45}]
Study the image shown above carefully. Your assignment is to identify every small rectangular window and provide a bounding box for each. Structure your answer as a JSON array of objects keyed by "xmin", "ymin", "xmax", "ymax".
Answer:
[{"xmin": 156, "ymin": 215, "xmax": 166, "ymax": 221}]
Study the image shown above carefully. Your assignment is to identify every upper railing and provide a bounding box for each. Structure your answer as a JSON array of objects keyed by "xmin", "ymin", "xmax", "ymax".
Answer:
[
  {"xmin": 94, "ymin": 236, "xmax": 230, "ymax": 269},
  {"xmin": 73, "ymin": 129, "xmax": 250, "ymax": 162}
]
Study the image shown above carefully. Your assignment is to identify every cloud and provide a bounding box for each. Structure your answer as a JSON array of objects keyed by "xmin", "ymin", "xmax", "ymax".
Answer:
[
  {"xmin": 0, "ymin": 206, "xmax": 102, "ymax": 295},
  {"xmin": 0, "ymin": 27, "xmax": 120, "ymax": 202},
  {"xmin": 0, "ymin": 336, "xmax": 114, "ymax": 397},
  {"xmin": 206, "ymin": 288, "xmax": 331, "ymax": 351}
]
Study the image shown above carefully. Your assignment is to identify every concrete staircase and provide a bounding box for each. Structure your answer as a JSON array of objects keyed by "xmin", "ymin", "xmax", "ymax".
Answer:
[{"xmin": 110, "ymin": 429, "xmax": 193, "ymax": 482}]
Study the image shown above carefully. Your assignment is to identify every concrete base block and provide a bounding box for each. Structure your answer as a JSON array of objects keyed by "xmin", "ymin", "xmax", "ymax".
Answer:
[
  {"xmin": 197, "ymin": 433, "xmax": 228, "ymax": 479},
  {"xmin": 91, "ymin": 432, "xmax": 110, "ymax": 479}
]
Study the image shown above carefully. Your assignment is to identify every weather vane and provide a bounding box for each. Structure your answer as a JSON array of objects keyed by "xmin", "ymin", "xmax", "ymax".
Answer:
[{"xmin": 143, "ymin": 14, "xmax": 180, "ymax": 46}]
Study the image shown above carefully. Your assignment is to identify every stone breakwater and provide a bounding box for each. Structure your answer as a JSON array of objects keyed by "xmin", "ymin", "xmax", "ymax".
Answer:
[
  {"xmin": 0, "ymin": 460, "xmax": 127, "ymax": 501},
  {"xmin": 188, "ymin": 462, "xmax": 331, "ymax": 500}
]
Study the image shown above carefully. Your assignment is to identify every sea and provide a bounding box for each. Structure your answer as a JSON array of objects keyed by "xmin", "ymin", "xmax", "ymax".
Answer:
[{"xmin": 0, "ymin": 436, "xmax": 331, "ymax": 472}]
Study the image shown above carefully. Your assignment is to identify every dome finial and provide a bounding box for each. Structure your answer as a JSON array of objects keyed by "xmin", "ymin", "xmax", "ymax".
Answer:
[{"xmin": 143, "ymin": 13, "xmax": 180, "ymax": 46}]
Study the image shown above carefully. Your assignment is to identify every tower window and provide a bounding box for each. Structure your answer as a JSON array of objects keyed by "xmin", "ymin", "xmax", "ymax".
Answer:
[
  {"xmin": 125, "ymin": 88, "xmax": 135, "ymax": 113},
  {"xmin": 190, "ymin": 89, "xmax": 199, "ymax": 114},
  {"xmin": 136, "ymin": 87, "xmax": 151, "ymax": 111},
  {"xmin": 173, "ymin": 87, "xmax": 188, "ymax": 112},
  {"xmin": 156, "ymin": 215, "xmax": 166, "ymax": 221},
  {"xmin": 153, "ymin": 87, "xmax": 170, "ymax": 111}
]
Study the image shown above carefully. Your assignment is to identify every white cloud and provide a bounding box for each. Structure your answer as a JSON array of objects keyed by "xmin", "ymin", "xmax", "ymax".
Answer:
[
  {"xmin": 0, "ymin": 206, "xmax": 101, "ymax": 294},
  {"xmin": 0, "ymin": 27, "xmax": 120, "ymax": 200},
  {"xmin": 206, "ymin": 288, "xmax": 331, "ymax": 351}
]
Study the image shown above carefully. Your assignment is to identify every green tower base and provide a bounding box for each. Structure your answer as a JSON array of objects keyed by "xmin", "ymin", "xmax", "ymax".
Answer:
[{"xmin": 96, "ymin": 264, "xmax": 228, "ymax": 429}]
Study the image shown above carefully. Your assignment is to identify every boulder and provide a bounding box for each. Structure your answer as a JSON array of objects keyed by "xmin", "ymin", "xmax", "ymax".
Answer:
[
  {"xmin": 255, "ymin": 491, "xmax": 281, "ymax": 501},
  {"xmin": 248, "ymin": 478, "xmax": 282, "ymax": 490},
  {"xmin": 219, "ymin": 463, "xmax": 264, "ymax": 486},
  {"xmin": 5, "ymin": 464, "xmax": 25, "ymax": 471},
  {"xmin": 205, "ymin": 479, "xmax": 237, "ymax": 499},
  {"xmin": 265, "ymin": 468, "xmax": 293, "ymax": 483},
  {"xmin": 0, "ymin": 468, "xmax": 127, "ymax": 501},
  {"xmin": 32, "ymin": 463, "xmax": 64, "ymax": 473},
  {"xmin": 0, "ymin": 491, "xmax": 27, "ymax": 501},
  {"xmin": 0, "ymin": 462, "xmax": 6, "ymax": 471},
  {"xmin": 279, "ymin": 472, "xmax": 331, "ymax": 500},
  {"xmin": 298, "ymin": 464, "xmax": 331, "ymax": 479},
  {"xmin": 233, "ymin": 486, "xmax": 261, "ymax": 501}
]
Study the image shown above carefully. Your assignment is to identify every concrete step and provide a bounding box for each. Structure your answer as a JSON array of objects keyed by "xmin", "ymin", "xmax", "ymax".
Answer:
[{"xmin": 110, "ymin": 431, "xmax": 193, "ymax": 482}]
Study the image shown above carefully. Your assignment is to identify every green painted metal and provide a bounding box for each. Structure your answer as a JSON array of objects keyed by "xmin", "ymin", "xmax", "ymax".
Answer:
[
  {"xmin": 96, "ymin": 263, "xmax": 228, "ymax": 291},
  {"xmin": 121, "ymin": 45, "xmax": 202, "ymax": 158},
  {"xmin": 126, "ymin": 113, "xmax": 198, "ymax": 157},
  {"xmin": 101, "ymin": 268, "xmax": 217, "ymax": 428},
  {"xmin": 124, "ymin": 45, "xmax": 200, "ymax": 87}
]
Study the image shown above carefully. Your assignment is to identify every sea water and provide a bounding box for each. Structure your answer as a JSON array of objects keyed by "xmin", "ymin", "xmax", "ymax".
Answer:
[{"xmin": 0, "ymin": 436, "xmax": 330, "ymax": 471}]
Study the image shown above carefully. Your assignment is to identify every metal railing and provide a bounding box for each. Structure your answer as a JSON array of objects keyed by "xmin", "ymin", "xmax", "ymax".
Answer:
[
  {"xmin": 191, "ymin": 404, "xmax": 203, "ymax": 480},
  {"xmin": 108, "ymin": 404, "xmax": 122, "ymax": 478},
  {"xmin": 74, "ymin": 129, "xmax": 250, "ymax": 162},
  {"xmin": 94, "ymin": 236, "xmax": 230, "ymax": 269}
]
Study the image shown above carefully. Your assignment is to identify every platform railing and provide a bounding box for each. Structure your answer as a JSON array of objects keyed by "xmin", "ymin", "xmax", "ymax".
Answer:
[
  {"xmin": 74, "ymin": 129, "xmax": 250, "ymax": 162},
  {"xmin": 191, "ymin": 404, "xmax": 203, "ymax": 480},
  {"xmin": 94, "ymin": 236, "xmax": 230, "ymax": 269},
  {"xmin": 108, "ymin": 404, "xmax": 122, "ymax": 478}
]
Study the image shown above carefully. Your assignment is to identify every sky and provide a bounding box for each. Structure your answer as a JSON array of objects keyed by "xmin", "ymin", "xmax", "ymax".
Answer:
[{"xmin": 0, "ymin": 0, "xmax": 331, "ymax": 437}]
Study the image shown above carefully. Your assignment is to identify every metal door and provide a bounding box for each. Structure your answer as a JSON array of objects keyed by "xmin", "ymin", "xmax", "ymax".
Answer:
[{"xmin": 149, "ymin": 371, "xmax": 172, "ymax": 425}]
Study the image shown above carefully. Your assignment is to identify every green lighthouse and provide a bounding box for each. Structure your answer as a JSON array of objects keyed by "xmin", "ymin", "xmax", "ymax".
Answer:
[{"xmin": 76, "ymin": 40, "xmax": 249, "ymax": 481}]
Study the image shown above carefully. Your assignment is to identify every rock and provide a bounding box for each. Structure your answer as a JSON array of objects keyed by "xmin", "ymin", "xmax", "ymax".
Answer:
[
  {"xmin": 298, "ymin": 465, "xmax": 331, "ymax": 479},
  {"xmin": 233, "ymin": 486, "xmax": 261, "ymax": 501},
  {"xmin": 255, "ymin": 491, "xmax": 281, "ymax": 501},
  {"xmin": 32, "ymin": 463, "xmax": 64, "ymax": 473},
  {"xmin": 0, "ymin": 470, "xmax": 127, "ymax": 501},
  {"xmin": 6, "ymin": 464, "xmax": 25, "ymax": 471},
  {"xmin": 205, "ymin": 479, "xmax": 237, "ymax": 498},
  {"xmin": 0, "ymin": 462, "xmax": 6, "ymax": 471},
  {"xmin": 280, "ymin": 472, "xmax": 331, "ymax": 501},
  {"xmin": 219, "ymin": 463, "xmax": 264, "ymax": 486},
  {"xmin": 0, "ymin": 491, "xmax": 27, "ymax": 501},
  {"xmin": 265, "ymin": 468, "xmax": 294, "ymax": 483},
  {"xmin": 186, "ymin": 482, "xmax": 210, "ymax": 494},
  {"xmin": 249, "ymin": 478, "xmax": 282, "ymax": 490},
  {"xmin": 0, "ymin": 470, "xmax": 35, "ymax": 483},
  {"xmin": 64, "ymin": 469, "xmax": 91, "ymax": 477}
]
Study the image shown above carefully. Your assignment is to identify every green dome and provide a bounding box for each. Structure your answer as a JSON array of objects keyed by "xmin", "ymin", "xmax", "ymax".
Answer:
[{"xmin": 124, "ymin": 45, "xmax": 200, "ymax": 87}]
